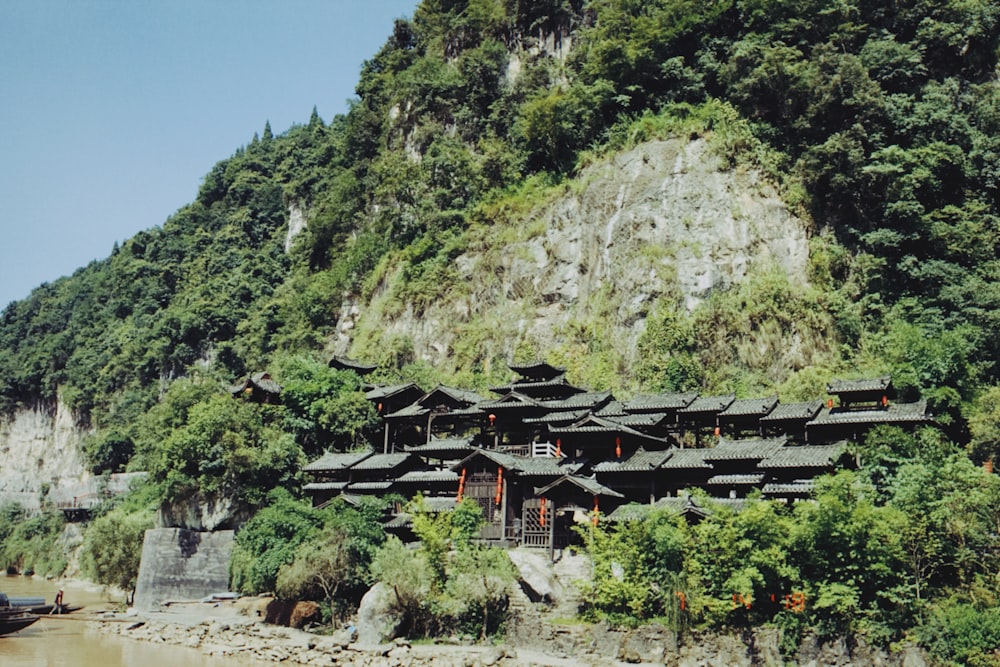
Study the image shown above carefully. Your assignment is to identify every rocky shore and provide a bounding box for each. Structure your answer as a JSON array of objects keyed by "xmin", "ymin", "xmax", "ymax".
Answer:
[
  {"xmin": 93, "ymin": 606, "xmax": 592, "ymax": 667},
  {"xmin": 92, "ymin": 600, "xmax": 930, "ymax": 667}
]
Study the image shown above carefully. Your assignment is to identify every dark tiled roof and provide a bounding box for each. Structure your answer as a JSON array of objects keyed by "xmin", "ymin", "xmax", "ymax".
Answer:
[
  {"xmin": 826, "ymin": 376, "xmax": 892, "ymax": 395},
  {"xmin": 704, "ymin": 436, "xmax": 787, "ymax": 462},
  {"xmin": 507, "ymin": 360, "xmax": 565, "ymax": 379},
  {"xmin": 593, "ymin": 448, "xmax": 673, "ymax": 473},
  {"xmin": 543, "ymin": 390, "xmax": 614, "ymax": 411},
  {"xmin": 421, "ymin": 385, "xmax": 486, "ymax": 407},
  {"xmin": 759, "ymin": 443, "xmax": 846, "ymax": 469},
  {"xmin": 604, "ymin": 413, "xmax": 670, "ymax": 428},
  {"xmin": 349, "ymin": 452, "xmax": 415, "ymax": 471},
  {"xmin": 303, "ymin": 450, "xmax": 373, "ymax": 472},
  {"xmin": 479, "ymin": 391, "xmax": 546, "ymax": 411},
  {"xmin": 707, "ymin": 473, "xmax": 766, "ymax": 486},
  {"xmin": 625, "ymin": 392, "xmax": 698, "ymax": 412},
  {"xmin": 384, "ymin": 403, "xmax": 428, "ymax": 419},
  {"xmin": 718, "ymin": 396, "xmax": 778, "ymax": 418},
  {"xmin": 534, "ymin": 475, "xmax": 625, "ymax": 499},
  {"xmin": 762, "ymin": 480, "xmax": 816, "ymax": 495},
  {"xmin": 678, "ymin": 394, "xmax": 736, "ymax": 415},
  {"xmin": 404, "ymin": 439, "xmax": 476, "ymax": 456},
  {"xmin": 303, "ymin": 481, "xmax": 349, "ymax": 491},
  {"xmin": 595, "ymin": 400, "xmax": 628, "ymax": 417},
  {"xmin": 522, "ymin": 409, "xmax": 589, "ymax": 425},
  {"xmin": 549, "ymin": 416, "xmax": 675, "ymax": 447},
  {"xmin": 347, "ymin": 481, "xmax": 394, "ymax": 492},
  {"xmin": 328, "ymin": 356, "xmax": 377, "ymax": 374},
  {"xmin": 760, "ymin": 400, "xmax": 824, "ymax": 422},
  {"xmin": 659, "ymin": 448, "xmax": 713, "ymax": 469},
  {"xmin": 366, "ymin": 383, "xmax": 423, "ymax": 401},
  {"xmin": 489, "ymin": 375, "xmax": 585, "ymax": 397},
  {"xmin": 807, "ymin": 401, "xmax": 931, "ymax": 427},
  {"xmin": 395, "ymin": 469, "xmax": 460, "ymax": 484},
  {"xmin": 449, "ymin": 449, "xmax": 585, "ymax": 477}
]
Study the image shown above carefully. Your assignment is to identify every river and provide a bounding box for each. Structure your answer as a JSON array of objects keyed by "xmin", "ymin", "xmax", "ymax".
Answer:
[{"xmin": 0, "ymin": 575, "xmax": 260, "ymax": 667}]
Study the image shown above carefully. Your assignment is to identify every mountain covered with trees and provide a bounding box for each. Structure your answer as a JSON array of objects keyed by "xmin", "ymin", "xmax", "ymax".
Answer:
[{"xmin": 1, "ymin": 0, "xmax": 1000, "ymax": 662}]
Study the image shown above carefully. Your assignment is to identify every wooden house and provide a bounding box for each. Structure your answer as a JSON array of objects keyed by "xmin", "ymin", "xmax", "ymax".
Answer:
[
  {"xmin": 365, "ymin": 383, "xmax": 425, "ymax": 452},
  {"xmin": 530, "ymin": 475, "xmax": 624, "ymax": 551},
  {"xmin": 827, "ymin": 376, "xmax": 895, "ymax": 409},
  {"xmin": 759, "ymin": 443, "xmax": 849, "ymax": 501},
  {"xmin": 677, "ymin": 394, "xmax": 736, "ymax": 443},
  {"xmin": 656, "ymin": 447, "xmax": 714, "ymax": 497},
  {"xmin": 759, "ymin": 400, "xmax": 824, "ymax": 440},
  {"xmin": 717, "ymin": 396, "xmax": 778, "ymax": 437},
  {"xmin": 805, "ymin": 400, "xmax": 932, "ymax": 443},
  {"xmin": 703, "ymin": 436, "xmax": 787, "ymax": 498},
  {"xmin": 383, "ymin": 385, "xmax": 486, "ymax": 446},
  {"xmin": 593, "ymin": 448, "xmax": 674, "ymax": 504}
]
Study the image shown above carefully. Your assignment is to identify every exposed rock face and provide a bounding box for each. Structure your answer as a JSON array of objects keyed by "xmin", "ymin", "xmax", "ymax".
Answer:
[
  {"xmin": 355, "ymin": 137, "xmax": 811, "ymax": 367},
  {"xmin": 0, "ymin": 399, "xmax": 89, "ymax": 510},
  {"xmin": 285, "ymin": 203, "xmax": 307, "ymax": 253},
  {"xmin": 157, "ymin": 492, "xmax": 251, "ymax": 531}
]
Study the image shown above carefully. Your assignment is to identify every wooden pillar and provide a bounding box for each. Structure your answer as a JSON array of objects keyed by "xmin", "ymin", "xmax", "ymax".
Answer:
[
  {"xmin": 500, "ymin": 477, "xmax": 509, "ymax": 545},
  {"xmin": 383, "ymin": 422, "xmax": 390, "ymax": 454}
]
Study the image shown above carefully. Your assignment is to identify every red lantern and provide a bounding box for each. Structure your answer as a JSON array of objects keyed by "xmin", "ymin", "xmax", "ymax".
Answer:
[
  {"xmin": 714, "ymin": 426, "xmax": 721, "ymax": 437},
  {"xmin": 488, "ymin": 413, "xmax": 497, "ymax": 426},
  {"xmin": 539, "ymin": 497, "xmax": 546, "ymax": 527},
  {"xmin": 592, "ymin": 495, "xmax": 600, "ymax": 526},
  {"xmin": 615, "ymin": 436, "xmax": 622, "ymax": 458},
  {"xmin": 881, "ymin": 395, "xmax": 888, "ymax": 407},
  {"xmin": 555, "ymin": 438, "xmax": 562, "ymax": 457},
  {"xmin": 457, "ymin": 467, "xmax": 467, "ymax": 501},
  {"xmin": 495, "ymin": 466, "xmax": 503, "ymax": 505},
  {"xmin": 377, "ymin": 402, "xmax": 383, "ymax": 413},
  {"xmin": 827, "ymin": 398, "xmax": 833, "ymax": 409}
]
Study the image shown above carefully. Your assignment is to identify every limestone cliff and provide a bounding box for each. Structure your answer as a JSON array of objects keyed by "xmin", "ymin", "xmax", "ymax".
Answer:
[
  {"xmin": 0, "ymin": 399, "xmax": 89, "ymax": 510},
  {"xmin": 342, "ymin": 137, "xmax": 812, "ymax": 373}
]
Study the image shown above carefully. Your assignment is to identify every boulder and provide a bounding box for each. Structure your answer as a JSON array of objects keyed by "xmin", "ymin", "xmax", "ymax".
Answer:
[
  {"xmin": 264, "ymin": 599, "xmax": 321, "ymax": 629},
  {"xmin": 506, "ymin": 548, "xmax": 563, "ymax": 603},
  {"xmin": 355, "ymin": 582, "xmax": 405, "ymax": 647}
]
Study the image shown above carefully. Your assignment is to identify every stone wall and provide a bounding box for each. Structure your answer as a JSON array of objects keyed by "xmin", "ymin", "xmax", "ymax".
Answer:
[{"xmin": 133, "ymin": 527, "xmax": 234, "ymax": 612}]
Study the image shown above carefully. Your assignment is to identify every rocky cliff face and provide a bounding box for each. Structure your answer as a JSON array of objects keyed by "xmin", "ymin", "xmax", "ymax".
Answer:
[
  {"xmin": 343, "ymin": 137, "xmax": 811, "ymax": 370},
  {"xmin": 0, "ymin": 399, "xmax": 89, "ymax": 510}
]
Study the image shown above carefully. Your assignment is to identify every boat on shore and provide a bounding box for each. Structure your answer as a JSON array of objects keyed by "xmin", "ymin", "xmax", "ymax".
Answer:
[
  {"xmin": 0, "ymin": 591, "xmax": 83, "ymax": 615},
  {"xmin": 0, "ymin": 608, "xmax": 39, "ymax": 636}
]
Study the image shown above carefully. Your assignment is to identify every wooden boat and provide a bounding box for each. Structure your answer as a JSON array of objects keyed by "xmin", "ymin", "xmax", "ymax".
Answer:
[
  {"xmin": 0, "ymin": 608, "xmax": 39, "ymax": 636},
  {"xmin": 0, "ymin": 591, "xmax": 82, "ymax": 615}
]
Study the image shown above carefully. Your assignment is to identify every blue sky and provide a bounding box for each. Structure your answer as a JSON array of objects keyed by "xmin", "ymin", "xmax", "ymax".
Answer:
[{"xmin": 0, "ymin": 0, "xmax": 420, "ymax": 309}]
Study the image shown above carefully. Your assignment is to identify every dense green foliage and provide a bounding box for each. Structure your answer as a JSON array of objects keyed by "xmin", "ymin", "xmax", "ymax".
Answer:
[
  {"xmin": 0, "ymin": 504, "xmax": 67, "ymax": 577},
  {"xmin": 579, "ymin": 427, "xmax": 1000, "ymax": 659},
  {"xmin": 371, "ymin": 498, "xmax": 517, "ymax": 639},
  {"xmin": 275, "ymin": 496, "xmax": 387, "ymax": 621}
]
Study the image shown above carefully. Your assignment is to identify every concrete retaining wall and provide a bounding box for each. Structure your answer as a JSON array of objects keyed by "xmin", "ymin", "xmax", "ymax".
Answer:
[{"xmin": 133, "ymin": 527, "xmax": 234, "ymax": 612}]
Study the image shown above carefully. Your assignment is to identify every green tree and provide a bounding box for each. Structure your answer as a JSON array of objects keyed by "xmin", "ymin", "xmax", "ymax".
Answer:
[{"xmin": 80, "ymin": 506, "xmax": 154, "ymax": 604}]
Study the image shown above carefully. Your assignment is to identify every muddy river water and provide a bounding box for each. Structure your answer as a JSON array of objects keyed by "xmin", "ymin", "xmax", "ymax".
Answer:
[{"xmin": 0, "ymin": 575, "xmax": 256, "ymax": 667}]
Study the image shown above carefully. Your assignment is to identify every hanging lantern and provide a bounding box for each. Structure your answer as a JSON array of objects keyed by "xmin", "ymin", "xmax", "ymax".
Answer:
[
  {"xmin": 827, "ymin": 398, "xmax": 833, "ymax": 409},
  {"xmin": 881, "ymin": 395, "xmax": 888, "ymax": 407},
  {"xmin": 592, "ymin": 495, "xmax": 600, "ymax": 526},
  {"xmin": 539, "ymin": 497, "xmax": 546, "ymax": 527},
  {"xmin": 495, "ymin": 466, "xmax": 503, "ymax": 505},
  {"xmin": 615, "ymin": 436, "xmax": 622, "ymax": 458},
  {"xmin": 714, "ymin": 426, "xmax": 721, "ymax": 437},
  {"xmin": 457, "ymin": 467, "xmax": 467, "ymax": 501},
  {"xmin": 488, "ymin": 413, "xmax": 497, "ymax": 426},
  {"xmin": 377, "ymin": 402, "xmax": 383, "ymax": 413},
  {"xmin": 555, "ymin": 438, "xmax": 562, "ymax": 457}
]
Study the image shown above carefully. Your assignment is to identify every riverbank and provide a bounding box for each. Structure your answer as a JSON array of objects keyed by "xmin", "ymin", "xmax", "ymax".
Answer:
[
  {"xmin": 91, "ymin": 599, "xmax": 931, "ymax": 667},
  {"xmin": 93, "ymin": 601, "xmax": 603, "ymax": 667}
]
